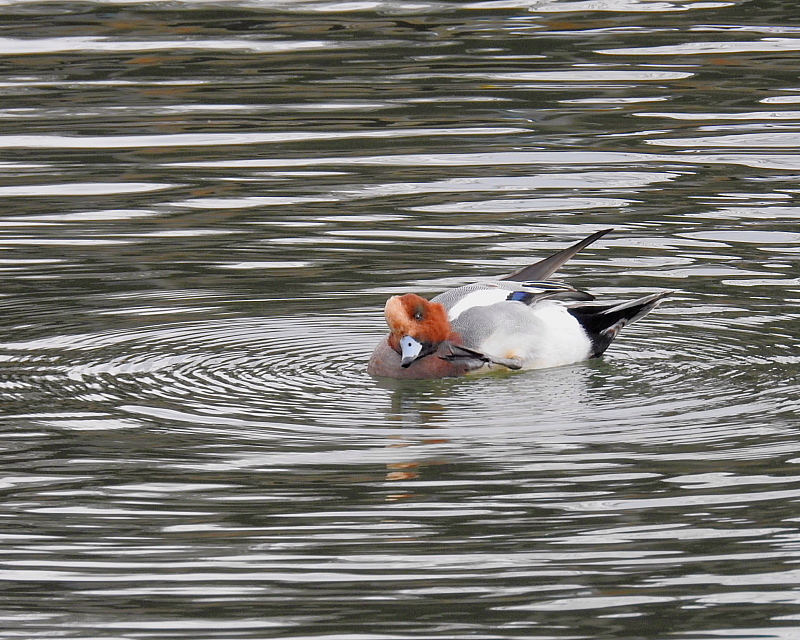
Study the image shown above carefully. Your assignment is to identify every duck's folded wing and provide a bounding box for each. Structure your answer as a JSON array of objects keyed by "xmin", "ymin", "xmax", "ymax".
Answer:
[
  {"xmin": 437, "ymin": 281, "xmax": 594, "ymax": 321},
  {"xmin": 506, "ymin": 284, "xmax": 595, "ymax": 304}
]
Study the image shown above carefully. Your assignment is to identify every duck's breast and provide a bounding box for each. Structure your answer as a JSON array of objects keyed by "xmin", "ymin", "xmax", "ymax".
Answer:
[{"xmin": 367, "ymin": 339, "xmax": 484, "ymax": 379}]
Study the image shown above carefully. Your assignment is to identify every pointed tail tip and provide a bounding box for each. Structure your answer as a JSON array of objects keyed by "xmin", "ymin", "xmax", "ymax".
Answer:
[
  {"xmin": 627, "ymin": 290, "xmax": 674, "ymax": 323},
  {"xmin": 618, "ymin": 290, "xmax": 673, "ymax": 312}
]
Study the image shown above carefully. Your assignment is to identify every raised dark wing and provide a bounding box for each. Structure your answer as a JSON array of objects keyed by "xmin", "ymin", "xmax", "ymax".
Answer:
[{"xmin": 501, "ymin": 228, "xmax": 613, "ymax": 283}]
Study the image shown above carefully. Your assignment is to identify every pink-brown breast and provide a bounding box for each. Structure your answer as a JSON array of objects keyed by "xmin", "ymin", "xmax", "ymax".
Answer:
[{"xmin": 367, "ymin": 338, "xmax": 478, "ymax": 379}]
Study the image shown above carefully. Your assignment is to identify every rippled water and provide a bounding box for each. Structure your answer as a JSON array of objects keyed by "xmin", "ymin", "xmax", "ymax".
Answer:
[{"xmin": 1, "ymin": 0, "xmax": 800, "ymax": 638}]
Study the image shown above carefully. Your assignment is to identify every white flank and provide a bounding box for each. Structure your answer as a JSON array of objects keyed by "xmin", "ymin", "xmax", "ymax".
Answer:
[
  {"xmin": 476, "ymin": 302, "xmax": 592, "ymax": 369},
  {"xmin": 526, "ymin": 304, "xmax": 593, "ymax": 367}
]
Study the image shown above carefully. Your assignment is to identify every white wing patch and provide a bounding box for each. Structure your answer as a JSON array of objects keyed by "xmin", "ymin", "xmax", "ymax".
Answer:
[{"xmin": 447, "ymin": 288, "xmax": 510, "ymax": 321}]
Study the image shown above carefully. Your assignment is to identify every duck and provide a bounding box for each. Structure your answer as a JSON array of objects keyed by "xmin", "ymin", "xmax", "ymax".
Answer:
[{"xmin": 367, "ymin": 229, "xmax": 670, "ymax": 379}]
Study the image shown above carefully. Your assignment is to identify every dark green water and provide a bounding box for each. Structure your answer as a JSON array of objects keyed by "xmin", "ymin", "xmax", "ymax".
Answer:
[{"xmin": 0, "ymin": 0, "xmax": 799, "ymax": 638}]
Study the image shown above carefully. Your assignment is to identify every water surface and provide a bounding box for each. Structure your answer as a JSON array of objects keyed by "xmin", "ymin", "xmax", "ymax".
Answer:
[{"xmin": 1, "ymin": 0, "xmax": 800, "ymax": 638}]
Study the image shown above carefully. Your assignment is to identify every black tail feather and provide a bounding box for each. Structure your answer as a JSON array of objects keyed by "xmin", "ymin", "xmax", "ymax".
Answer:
[{"xmin": 569, "ymin": 291, "xmax": 671, "ymax": 357}]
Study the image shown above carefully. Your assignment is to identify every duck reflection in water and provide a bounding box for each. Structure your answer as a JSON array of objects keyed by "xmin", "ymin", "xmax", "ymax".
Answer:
[{"xmin": 368, "ymin": 229, "xmax": 670, "ymax": 379}]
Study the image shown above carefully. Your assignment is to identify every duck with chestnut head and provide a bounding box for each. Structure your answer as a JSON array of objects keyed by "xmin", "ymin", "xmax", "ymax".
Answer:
[{"xmin": 367, "ymin": 229, "xmax": 669, "ymax": 379}]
